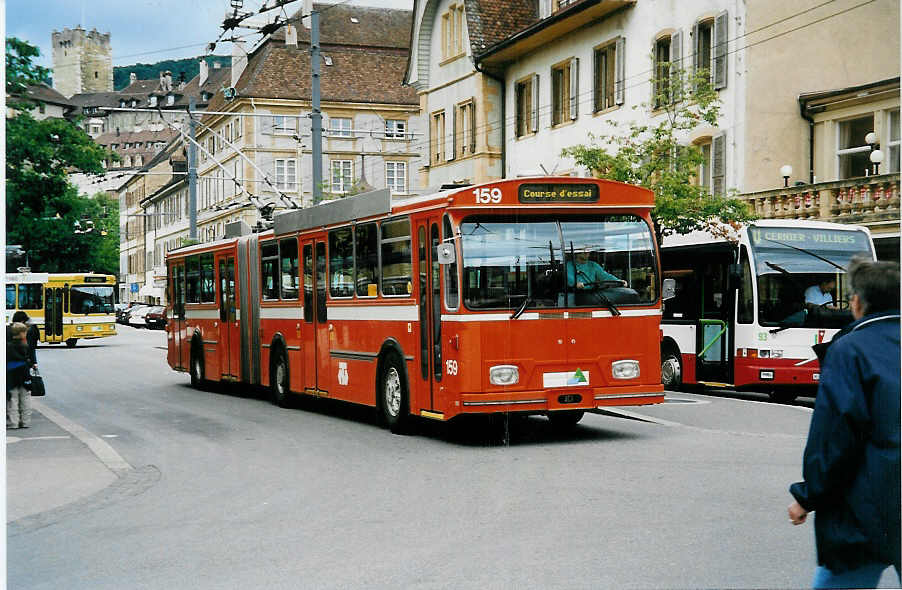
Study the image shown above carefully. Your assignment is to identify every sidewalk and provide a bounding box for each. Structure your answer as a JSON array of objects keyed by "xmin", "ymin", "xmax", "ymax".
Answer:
[{"xmin": 7, "ymin": 403, "xmax": 121, "ymax": 523}]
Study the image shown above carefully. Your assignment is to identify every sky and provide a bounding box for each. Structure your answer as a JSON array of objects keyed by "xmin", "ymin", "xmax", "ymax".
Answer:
[{"xmin": 6, "ymin": 0, "xmax": 415, "ymax": 72}]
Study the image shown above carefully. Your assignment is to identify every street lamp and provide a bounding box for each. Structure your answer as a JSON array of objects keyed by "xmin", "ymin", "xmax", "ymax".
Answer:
[
  {"xmin": 865, "ymin": 131, "xmax": 878, "ymax": 148},
  {"xmin": 870, "ymin": 149, "xmax": 884, "ymax": 175},
  {"xmin": 780, "ymin": 164, "xmax": 793, "ymax": 188}
]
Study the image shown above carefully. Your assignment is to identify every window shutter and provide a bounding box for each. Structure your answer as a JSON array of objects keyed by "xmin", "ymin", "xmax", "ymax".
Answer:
[
  {"xmin": 451, "ymin": 107, "xmax": 458, "ymax": 160},
  {"xmin": 531, "ymin": 74, "xmax": 539, "ymax": 132},
  {"xmin": 670, "ymin": 29, "xmax": 682, "ymax": 101},
  {"xmin": 692, "ymin": 21, "xmax": 700, "ymax": 78},
  {"xmin": 469, "ymin": 100, "xmax": 476, "ymax": 154},
  {"xmin": 569, "ymin": 57, "xmax": 579, "ymax": 120},
  {"xmin": 615, "ymin": 36, "xmax": 625, "ymax": 105},
  {"xmin": 712, "ymin": 132, "xmax": 726, "ymax": 196},
  {"xmin": 593, "ymin": 48, "xmax": 600, "ymax": 112},
  {"xmin": 713, "ymin": 11, "xmax": 728, "ymax": 90}
]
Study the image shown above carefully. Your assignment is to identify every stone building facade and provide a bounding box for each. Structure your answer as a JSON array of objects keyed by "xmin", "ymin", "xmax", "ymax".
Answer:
[{"xmin": 51, "ymin": 27, "xmax": 113, "ymax": 98}]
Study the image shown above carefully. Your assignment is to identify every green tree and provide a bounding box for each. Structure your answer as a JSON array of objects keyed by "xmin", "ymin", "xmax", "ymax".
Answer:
[
  {"xmin": 562, "ymin": 62, "xmax": 754, "ymax": 241},
  {"xmin": 6, "ymin": 38, "xmax": 117, "ymax": 274}
]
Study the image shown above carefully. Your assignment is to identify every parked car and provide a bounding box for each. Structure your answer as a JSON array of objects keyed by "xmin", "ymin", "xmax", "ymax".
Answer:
[
  {"xmin": 126, "ymin": 305, "xmax": 151, "ymax": 327},
  {"xmin": 144, "ymin": 306, "xmax": 168, "ymax": 330},
  {"xmin": 117, "ymin": 302, "xmax": 142, "ymax": 324}
]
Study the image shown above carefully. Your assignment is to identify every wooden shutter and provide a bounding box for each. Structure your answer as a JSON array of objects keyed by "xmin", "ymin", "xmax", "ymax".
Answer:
[
  {"xmin": 712, "ymin": 132, "xmax": 726, "ymax": 196},
  {"xmin": 569, "ymin": 57, "xmax": 579, "ymax": 120},
  {"xmin": 445, "ymin": 112, "xmax": 454, "ymax": 162},
  {"xmin": 531, "ymin": 74, "xmax": 539, "ymax": 132},
  {"xmin": 593, "ymin": 48, "xmax": 600, "ymax": 112},
  {"xmin": 669, "ymin": 29, "xmax": 682, "ymax": 101},
  {"xmin": 713, "ymin": 11, "xmax": 728, "ymax": 90},
  {"xmin": 469, "ymin": 100, "xmax": 476, "ymax": 154},
  {"xmin": 615, "ymin": 36, "xmax": 625, "ymax": 105},
  {"xmin": 692, "ymin": 21, "xmax": 700, "ymax": 78}
]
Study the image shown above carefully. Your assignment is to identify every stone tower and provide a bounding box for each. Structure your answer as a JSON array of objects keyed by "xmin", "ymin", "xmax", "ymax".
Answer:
[{"xmin": 51, "ymin": 27, "xmax": 113, "ymax": 98}]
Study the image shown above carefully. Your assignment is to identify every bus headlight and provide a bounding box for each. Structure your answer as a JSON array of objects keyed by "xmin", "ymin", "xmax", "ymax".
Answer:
[
  {"xmin": 612, "ymin": 360, "xmax": 640, "ymax": 380},
  {"xmin": 489, "ymin": 365, "xmax": 519, "ymax": 385},
  {"xmin": 76, "ymin": 325, "xmax": 84, "ymax": 332}
]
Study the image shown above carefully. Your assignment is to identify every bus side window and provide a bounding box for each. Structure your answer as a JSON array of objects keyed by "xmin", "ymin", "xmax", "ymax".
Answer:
[
  {"xmin": 6, "ymin": 285, "xmax": 16, "ymax": 310},
  {"xmin": 279, "ymin": 238, "xmax": 299, "ymax": 300},
  {"xmin": 186, "ymin": 256, "xmax": 200, "ymax": 303},
  {"xmin": 18, "ymin": 284, "xmax": 43, "ymax": 310},
  {"xmin": 303, "ymin": 244, "xmax": 313, "ymax": 322},
  {"xmin": 380, "ymin": 218, "xmax": 412, "ymax": 296},
  {"xmin": 261, "ymin": 241, "xmax": 279, "ymax": 300},
  {"xmin": 737, "ymin": 246, "xmax": 754, "ymax": 324},
  {"xmin": 443, "ymin": 215, "xmax": 459, "ymax": 310},
  {"xmin": 355, "ymin": 223, "xmax": 378, "ymax": 297},
  {"xmin": 329, "ymin": 227, "xmax": 354, "ymax": 298},
  {"xmin": 200, "ymin": 253, "xmax": 215, "ymax": 303}
]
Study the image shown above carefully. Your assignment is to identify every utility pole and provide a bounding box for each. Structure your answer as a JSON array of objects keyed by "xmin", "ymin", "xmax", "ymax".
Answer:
[
  {"xmin": 188, "ymin": 97, "xmax": 198, "ymax": 240},
  {"xmin": 310, "ymin": 7, "xmax": 323, "ymax": 205}
]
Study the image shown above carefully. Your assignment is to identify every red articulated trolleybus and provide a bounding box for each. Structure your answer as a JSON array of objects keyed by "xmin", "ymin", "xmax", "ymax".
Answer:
[{"xmin": 165, "ymin": 177, "xmax": 665, "ymax": 433}]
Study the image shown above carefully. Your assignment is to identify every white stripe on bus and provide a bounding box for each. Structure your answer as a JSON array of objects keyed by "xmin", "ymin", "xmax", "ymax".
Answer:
[
  {"xmin": 327, "ymin": 305, "xmax": 419, "ymax": 321},
  {"xmin": 259, "ymin": 307, "xmax": 303, "ymax": 320},
  {"xmin": 66, "ymin": 315, "xmax": 116, "ymax": 324},
  {"xmin": 442, "ymin": 309, "xmax": 662, "ymax": 322},
  {"xmin": 184, "ymin": 309, "xmax": 219, "ymax": 319}
]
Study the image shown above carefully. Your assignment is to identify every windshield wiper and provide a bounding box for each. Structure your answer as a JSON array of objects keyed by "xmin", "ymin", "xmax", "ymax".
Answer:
[
  {"xmin": 761, "ymin": 237, "xmax": 847, "ymax": 271},
  {"xmin": 510, "ymin": 296, "xmax": 533, "ymax": 319},
  {"xmin": 765, "ymin": 260, "xmax": 791, "ymax": 274}
]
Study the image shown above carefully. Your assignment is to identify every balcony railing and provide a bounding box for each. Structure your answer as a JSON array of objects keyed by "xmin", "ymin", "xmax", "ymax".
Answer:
[{"xmin": 740, "ymin": 173, "xmax": 900, "ymax": 225}]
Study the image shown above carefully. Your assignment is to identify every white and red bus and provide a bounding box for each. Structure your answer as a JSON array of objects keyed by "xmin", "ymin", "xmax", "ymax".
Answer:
[
  {"xmin": 659, "ymin": 220, "xmax": 876, "ymax": 401},
  {"xmin": 166, "ymin": 177, "xmax": 665, "ymax": 432}
]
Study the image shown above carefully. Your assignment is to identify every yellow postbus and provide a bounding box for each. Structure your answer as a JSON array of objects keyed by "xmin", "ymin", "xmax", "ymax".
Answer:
[{"xmin": 5, "ymin": 272, "xmax": 117, "ymax": 347}]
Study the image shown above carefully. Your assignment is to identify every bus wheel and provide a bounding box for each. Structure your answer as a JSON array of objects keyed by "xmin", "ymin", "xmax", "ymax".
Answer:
[
  {"xmin": 661, "ymin": 351, "xmax": 682, "ymax": 390},
  {"xmin": 548, "ymin": 410, "xmax": 584, "ymax": 431},
  {"xmin": 190, "ymin": 348, "xmax": 205, "ymax": 389},
  {"xmin": 380, "ymin": 352, "xmax": 411, "ymax": 435},
  {"xmin": 65, "ymin": 338, "xmax": 77, "ymax": 348},
  {"xmin": 270, "ymin": 349, "xmax": 291, "ymax": 408}
]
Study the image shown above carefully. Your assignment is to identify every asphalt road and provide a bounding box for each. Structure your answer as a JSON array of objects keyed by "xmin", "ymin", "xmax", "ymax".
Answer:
[{"xmin": 7, "ymin": 326, "xmax": 898, "ymax": 589}]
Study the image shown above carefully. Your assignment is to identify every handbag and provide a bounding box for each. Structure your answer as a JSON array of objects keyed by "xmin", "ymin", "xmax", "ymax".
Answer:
[{"xmin": 28, "ymin": 366, "xmax": 45, "ymax": 397}]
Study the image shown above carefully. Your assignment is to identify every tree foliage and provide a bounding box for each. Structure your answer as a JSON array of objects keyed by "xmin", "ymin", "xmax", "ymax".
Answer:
[
  {"xmin": 113, "ymin": 55, "xmax": 231, "ymax": 90},
  {"xmin": 562, "ymin": 63, "xmax": 754, "ymax": 240},
  {"xmin": 6, "ymin": 38, "xmax": 118, "ymax": 274}
]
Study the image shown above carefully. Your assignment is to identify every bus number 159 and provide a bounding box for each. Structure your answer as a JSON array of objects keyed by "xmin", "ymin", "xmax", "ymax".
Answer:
[{"xmin": 473, "ymin": 187, "xmax": 502, "ymax": 204}]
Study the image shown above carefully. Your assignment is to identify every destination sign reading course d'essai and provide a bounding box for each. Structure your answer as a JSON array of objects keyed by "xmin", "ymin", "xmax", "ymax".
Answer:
[{"xmin": 518, "ymin": 183, "xmax": 600, "ymax": 203}]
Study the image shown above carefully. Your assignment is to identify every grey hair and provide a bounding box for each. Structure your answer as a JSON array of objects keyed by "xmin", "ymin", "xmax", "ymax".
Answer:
[{"xmin": 848, "ymin": 256, "xmax": 900, "ymax": 315}]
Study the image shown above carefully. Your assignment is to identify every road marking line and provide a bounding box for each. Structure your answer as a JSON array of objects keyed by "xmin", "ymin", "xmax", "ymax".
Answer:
[
  {"xmin": 594, "ymin": 407, "xmax": 685, "ymax": 427},
  {"xmin": 7, "ymin": 435, "xmax": 71, "ymax": 444},
  {"xmin": 32, "ymin": 400, "xmax": 132, "ymax": 476}
]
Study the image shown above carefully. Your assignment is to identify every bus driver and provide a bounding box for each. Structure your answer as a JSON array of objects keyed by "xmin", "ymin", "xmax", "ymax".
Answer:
[
  {"xmin": 805, "ymin": 278, "xmax": 837, "ymax": 310},
  {"xmin": 567, "ymin": 250, "xmax": 626, "ymax": 291}
]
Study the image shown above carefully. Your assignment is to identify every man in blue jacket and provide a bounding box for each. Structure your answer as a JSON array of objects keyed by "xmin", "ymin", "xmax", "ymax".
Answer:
[{"xmin": 788, "ymin": 257, "xmax": 900, "ymax": 589}]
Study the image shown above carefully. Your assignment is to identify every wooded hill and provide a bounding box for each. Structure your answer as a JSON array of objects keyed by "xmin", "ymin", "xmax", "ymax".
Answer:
[{"xmin": 113, "ymin": 55, "xmax": 231, "ymax": 90}]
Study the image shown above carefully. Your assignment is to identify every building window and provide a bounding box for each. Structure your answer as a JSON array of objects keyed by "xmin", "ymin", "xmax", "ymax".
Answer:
[
  {"xmin": 692, "ymin": 13, "xmax": 728, "ymax": 90},
  {"xmin": 441, "ymin": 4, "xmax": 465, "ymax": 60},
  {"xmin": 695, "ymin": 139, "xmax": 712, "ymax": 191},
  {"xmin": 386, "ymin": 161, "xmax": 407, "ymax": 194},
  {"xmin": 694, "ymin": 20, "xmax": 713, "ymax": 84},
  {"xmin": 594, "ymin": 39, "xmax": 624, "ymax": 112},
  {"xmin": 431, "ymin": 111, "xmax": 446, "ymax": 163},
  {"xmin": 328, "ymin": 117, "xmax": 352, "ymax": 137},
  {"xmin": 551, "ymin": 59, "xmax": 577, "ymax": 125},
  {"xmin": 516, "ymin": 75, "xmax": 538, "ymax": 138},
  {"xmin": 275, "ymin": 159, "xmax": 297, "ymax": 191},
  {"xmin": 654, "ymin": 35, "xmax": 672, "ymax": 108},
  {"xmin": 455, "ymin": 100, "xmax": 476, "ymax": 157},
  {"xmin": 273, "ymin": 115, "xmax": 295, "ymax": 134},
  {"xmin": 837, "ymin": 115, "xmax": 874, "ymax": 179},
  {"xmin": 235, "ymin": 116, "xmax": 242, "ymax": 138},
  {"xmin": 385, "ymin": 119, "xmax": 406, "ymax": 139},
  {"xmin": 887, "ymin": 109, "xmax": 900, "ymax": 173},
  {"xmin": 331, "ymin": 160, "xmax": 353, "ymax": 193}
]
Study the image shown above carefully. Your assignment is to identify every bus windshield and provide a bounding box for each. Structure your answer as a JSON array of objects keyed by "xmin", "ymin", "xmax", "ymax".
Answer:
[
  {"xmin": 460, "ymin": 215, "xmax": 657, "ymax": 310},
  {"xmin": 70, "ymin": 285, "xmax": 115, "ymax": 314},
  {"xmin": 748, "ymin": 227, "xmax": 873, "ymax": 327}
]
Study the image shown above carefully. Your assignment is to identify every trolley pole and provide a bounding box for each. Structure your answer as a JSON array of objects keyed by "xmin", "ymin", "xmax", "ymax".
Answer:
[
  {"xmin": 311, "ymin": 8, "xmax": 323, "ymax": 205},
  {"xmin": 188, "ymin": 97, "xmax": 198, "ymax": 240}
]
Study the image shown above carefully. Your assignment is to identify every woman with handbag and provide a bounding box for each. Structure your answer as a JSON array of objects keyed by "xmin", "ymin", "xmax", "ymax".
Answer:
[{"xmin": 7, "ymin": 322, "xmax": 33, "ymax": 428}]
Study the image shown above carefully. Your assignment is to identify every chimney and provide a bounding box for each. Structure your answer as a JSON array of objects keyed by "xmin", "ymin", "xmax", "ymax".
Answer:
[
  {"xmin": 285, "ymin": 24, "xmax": 298, "ymax": 47},
  {"xmin": 129, "ymin": 72, "xmax": 137, "ymax": 86},
  {"xmin": 199, "ymin": 58, "xmax": 209, "ymax": 86},
  {"xmin": 231, "ymin": 41, "xmax": 247, "ymax": 88},
  {"xmin": 177, "ymin": 71, "xmax": 186, "ymax": 91},
  {"xmin": 164, "ymin": 71, "xmax": 173, "ymax": 92}
]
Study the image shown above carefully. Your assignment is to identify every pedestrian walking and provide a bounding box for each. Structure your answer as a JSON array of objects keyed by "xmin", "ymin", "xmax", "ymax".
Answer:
[
  {"xmin": 788, "ymin": 257, "xmax": 900, "ymax": 589},
  {"xmin": 7, "ymin": 322, "xmax": 33, "ymax": 429},
  {"xmin": 11, "ymin": 310, "xmax": 39, "ymax": 366}
]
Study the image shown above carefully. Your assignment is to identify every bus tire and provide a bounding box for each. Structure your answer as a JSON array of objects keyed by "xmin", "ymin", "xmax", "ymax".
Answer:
[
  {"xmin": 190, "ymin": 345, "xmax": 205, "ymax": 389},
  {"xmin": 380, "ymin": 351, "xmax": 411, "ymax": 435},
  {"xmin": 270, "ymin": 348, "xmax": 291, "ymax": 408},
  {"xmin": 661, "ymin": 350, "xmax": 682, "ymax": 390},
  {"xmin": 548, "ymin": 410, "xmax": 584, "ymax": 430},
  {"xmin": 65, "ymin": 338, "xmax": 77, "ymax": 348}
]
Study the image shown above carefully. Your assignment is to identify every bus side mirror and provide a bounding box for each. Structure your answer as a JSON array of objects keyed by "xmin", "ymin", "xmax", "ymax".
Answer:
[
  {"xmin": 662, "ymin": 278, "xmax": 676, "ymax": 301},
  {"xmin": 436, "ymin": 243, "xmax": 456, "ymax": 265}
]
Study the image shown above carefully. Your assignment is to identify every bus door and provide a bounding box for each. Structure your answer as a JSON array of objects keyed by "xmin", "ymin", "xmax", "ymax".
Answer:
[
  {"xmin": 44, "ymin": 286, "xmax": 64, "ymax": 344},
  {"xmin": 416, "ymin": 219, "xmax": 442, "ymax": 411},
  {"xmin": 170, "ymin": 263, "xmax": 187, "ymax": 370},
  {"xmin": 315, "ymin": 241, "xmax": 330, "ymax": 393},
  {"xmin": 695, "ymin": 259, "xmax": 732, "ymax": 384},
  {"xmin": 217, "ymin": 255, "xmax": 240, "ymax": 379},
  {"xmin": 301, "ymin": 242, "xmax": 316, "ymax": 392}
]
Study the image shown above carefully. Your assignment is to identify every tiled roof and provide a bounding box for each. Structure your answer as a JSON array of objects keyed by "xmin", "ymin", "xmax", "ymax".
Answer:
[
  {"xmin": 273, "ymin": 3, "xmax": 412, "ymax": 49},
  {"xmin": 21, "ymin": 83, "xmax": 73, "ymax": 107},
  {"xmin": 464, "ymin": 0, "xmax": 538, "ymax": 55}
]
